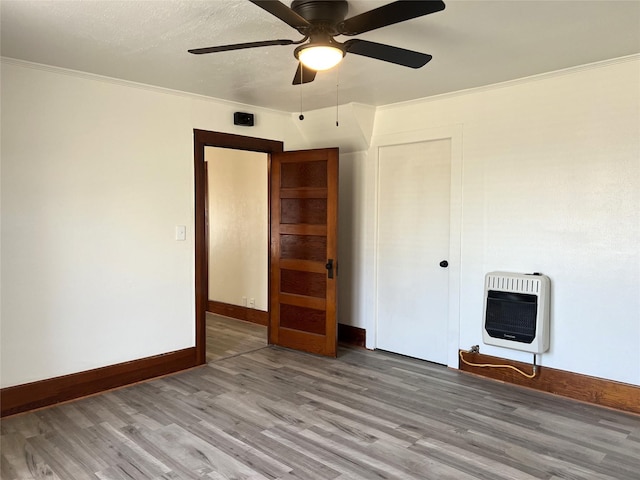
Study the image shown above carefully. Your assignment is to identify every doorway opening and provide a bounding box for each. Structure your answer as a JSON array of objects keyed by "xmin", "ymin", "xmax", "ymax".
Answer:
[
  {"xmin": 193, "ymin": 130, "xmax": 284, "ymax": 365},
  {"xmin": 205, "ymin": 146, "xmax": 269, "ymax": 361}
]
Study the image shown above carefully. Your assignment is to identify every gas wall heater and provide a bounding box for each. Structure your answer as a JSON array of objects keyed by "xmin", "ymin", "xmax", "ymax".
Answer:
[{"xmin": 482, "ymin": 271, "xmax": 550, "ymax": 354}]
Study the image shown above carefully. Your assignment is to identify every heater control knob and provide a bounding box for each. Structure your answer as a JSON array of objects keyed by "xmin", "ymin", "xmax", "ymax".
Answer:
[{"xmin": 439, "ymin": 260, "xmax": 448, "ymax": 268}]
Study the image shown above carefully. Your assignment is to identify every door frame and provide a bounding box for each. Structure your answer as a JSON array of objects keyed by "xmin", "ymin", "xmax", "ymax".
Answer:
[
  {"xmin": 193, "ymin": 129, "xmax": 283, "ymax": 364},
  {"xmin": 370, "ymin": 125, "xmax": 463, "ymax": 369}
]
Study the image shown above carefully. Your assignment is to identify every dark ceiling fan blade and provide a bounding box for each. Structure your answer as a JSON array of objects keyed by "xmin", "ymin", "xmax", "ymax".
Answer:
[
  {"xmin": 249, "ymin": 0, "xmax": 311, "ymax": 31},
  {"xmin": 188, "ymin": 39, "xmax": 295, "ymax": 54},
  {"xmin": 338, "ymin": 0, "xmax": 445, "ymax": 36},
  {"xmin": 292, "ymin": 62, "xmax": 317, "ymax": 85},
  {"xmin": 344, "ymin": 39, "xmax": 432, "ymax": 68}
]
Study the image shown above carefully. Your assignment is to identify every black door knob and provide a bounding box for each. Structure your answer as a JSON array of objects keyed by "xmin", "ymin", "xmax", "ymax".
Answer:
[
  {"xmin": 325, "ymin": 259, "xmax": 334, "ymax": 279},
  {"xmin": 439, "ymin": 260, "xmax": 449, "ymax": 268}
]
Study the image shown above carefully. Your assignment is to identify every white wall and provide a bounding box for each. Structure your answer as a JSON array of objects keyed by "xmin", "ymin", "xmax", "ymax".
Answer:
[
  {"xmin": 0, "ymin": 60, "xmax": 299, "ymax": 388},
  {"xmin": 2, "ymin": 55, "xmax": 638, "ymax": 390},
  {"xmin": 358, "ymin": 57, "xmax": 640, "ymax": 385},
  {"xmin": 337, "ymin": 150, "xmax": 368, "ymax": 327},
  {"xmin": 206, "ymin": 148, "xmax": 268, "ymax": 311}
]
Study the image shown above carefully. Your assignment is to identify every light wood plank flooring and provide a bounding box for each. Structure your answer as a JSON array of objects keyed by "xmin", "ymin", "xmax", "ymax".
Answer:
[
  {"xmin": 2, "ymin": 318, "xmax": 639, "ymax": 479},
  {"xmin": 206, "ymin": 313, "xmax": 267, "ymax": 363}
]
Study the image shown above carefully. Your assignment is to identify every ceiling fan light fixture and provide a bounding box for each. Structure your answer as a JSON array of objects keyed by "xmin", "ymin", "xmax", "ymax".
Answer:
[{"xmin": 296, "ymin": 44, "xmax": 344, "ymax": 71}]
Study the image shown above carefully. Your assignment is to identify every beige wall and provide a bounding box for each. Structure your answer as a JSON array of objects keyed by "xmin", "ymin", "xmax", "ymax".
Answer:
[{"xmin": 205, "ymin": 148, "xmax": 268, "ymax": 311}]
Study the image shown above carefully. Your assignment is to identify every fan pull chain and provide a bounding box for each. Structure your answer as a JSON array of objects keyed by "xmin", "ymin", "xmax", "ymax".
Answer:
[
  {"xmin": 335, "ymin": 63, "xmax": 340, "ymax": 127},
  {"xmin": 299, "ymin": 66, "xmax": 305, "ymax": 121}
]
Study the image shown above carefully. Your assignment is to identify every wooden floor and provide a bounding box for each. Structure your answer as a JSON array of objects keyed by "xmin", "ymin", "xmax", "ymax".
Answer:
[
  {"xmin": 206, "ymin": 313, "xmax": 267, "ymax": 363},
  {"xmin": 2, "ymin": 317, "xmax": 639, "ymax": 479}
]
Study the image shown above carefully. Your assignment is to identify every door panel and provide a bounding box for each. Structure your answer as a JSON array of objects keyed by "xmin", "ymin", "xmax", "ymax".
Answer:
[
  {"xmin": 280, "ymin": 235, "xmax": 326, "ymax": 262},
  {"xmin": 270, "ymin": 148, "xmax": 339, "ymax": 357},
  {"xmin": 281, "ymin": 198, "xmax": 327, "ymax": 224},
  {"xmin": 280, "ymin": 269, "xmax": 326, "ymax": 298},
  {"xmin": 376, "ymin": 139, "xmax": 451, "ymax": 364}
]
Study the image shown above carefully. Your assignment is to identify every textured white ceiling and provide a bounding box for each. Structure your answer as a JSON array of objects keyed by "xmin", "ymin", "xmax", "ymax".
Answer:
[{"xmin": 2, "ymin": 1, "xmax": 639, "ymax": 112}]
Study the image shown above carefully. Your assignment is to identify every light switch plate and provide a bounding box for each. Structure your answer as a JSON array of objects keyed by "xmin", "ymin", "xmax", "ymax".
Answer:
[{"xmin": 175, "ymin": 225, "xmax": 186, "ymax": 241}]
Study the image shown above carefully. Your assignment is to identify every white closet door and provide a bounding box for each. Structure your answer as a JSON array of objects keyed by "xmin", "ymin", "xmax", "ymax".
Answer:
[{"xmin": 376, "ymin": 139, "xmax": 451, "ymax": 364}]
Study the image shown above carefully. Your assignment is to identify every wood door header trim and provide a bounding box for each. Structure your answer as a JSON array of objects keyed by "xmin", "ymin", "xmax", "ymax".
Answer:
[{"xmin": 194, "ymin": 130, "xmax": 284, "ymax": 153}]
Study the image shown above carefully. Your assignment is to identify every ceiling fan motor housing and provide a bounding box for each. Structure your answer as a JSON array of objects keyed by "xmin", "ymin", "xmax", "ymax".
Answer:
[{"xmin": 291, "ymin": 0, "xmax": 348, "ymax": 31}]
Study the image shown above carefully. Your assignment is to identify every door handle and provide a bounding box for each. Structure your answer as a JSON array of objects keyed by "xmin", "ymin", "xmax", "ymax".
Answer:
[
  {"xmin": 439, "ymin": 260, "xmax": 449, "ymax": 268},
  {"xmin": 326, "ymin": 259, "xmax": 334, "ymax": 279}
]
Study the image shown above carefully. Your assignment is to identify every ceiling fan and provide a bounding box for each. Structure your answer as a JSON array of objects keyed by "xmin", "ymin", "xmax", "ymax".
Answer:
[{"xmin": 189, "ymin": 0, "xmax": 446, "ymax": 85}]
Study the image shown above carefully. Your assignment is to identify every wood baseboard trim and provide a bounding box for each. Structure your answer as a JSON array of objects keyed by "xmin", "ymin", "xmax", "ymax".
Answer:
[
  {"xmin": 207, "ymin": 300, "xmax": 268, "ymax": 326},
  {"xmin": 458, "ymin": 350, "xmax": 640, "ymax": 415},
  {"xmin": 1, "ymin": 347, "xmax": 199, "ymax": 418},
  {"xmin": 338, "ymin": 324, "xmax": 366, "ymax": 348},
  {"xmin": 207, "ymin": 300, "xmax": 365, "ymax": 348}
]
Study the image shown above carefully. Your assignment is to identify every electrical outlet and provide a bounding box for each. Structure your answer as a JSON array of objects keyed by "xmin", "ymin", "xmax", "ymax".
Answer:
[{"xmin": 249, "ymin": 298, "xmax": 255, "ymax": 309}]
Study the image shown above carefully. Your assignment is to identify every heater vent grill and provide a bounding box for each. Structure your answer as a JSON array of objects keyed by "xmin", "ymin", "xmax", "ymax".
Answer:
[
  {"xmin": 482, "ymin": 272, "xmax": 550, "ymax": 353},
  {"xmin": 486, "ymin": 275, "xmax": 542, "ymax": 294}
]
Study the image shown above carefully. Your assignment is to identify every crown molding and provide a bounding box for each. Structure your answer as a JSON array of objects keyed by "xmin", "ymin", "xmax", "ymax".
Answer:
[
  {"xmin": 0, "ymin": 56, "xmax": 291, "ymax": 116},
  {"xmin": 380, "ymin": 53, "xmax": 640, "ymax": 111},
  {"xmin": 4, "ymin": 53, "xmax": 638, "ymax": 115}
]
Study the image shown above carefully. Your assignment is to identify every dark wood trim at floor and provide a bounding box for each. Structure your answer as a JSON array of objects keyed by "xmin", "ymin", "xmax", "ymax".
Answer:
[
  {"xmin": 208, "ymin": 300, "xmax": 269, "ymax": 326},
  {"xmin": 338, "ymin": 323, "xmax": 366, "ymax": 348},
  {"xmin": 458, "ymin": 350, "xmax": 640, "ymax": 415},
  {"xmin": 1, "ymin": 347, "xmax": 198, "ymax": 418},
  {"xmin": 207, "ymin": 301, "xmax": 366, "ymax": 348},
  {"xmin": 2, "ymin": 318, "xmax": 367, "ymax": 418}
]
